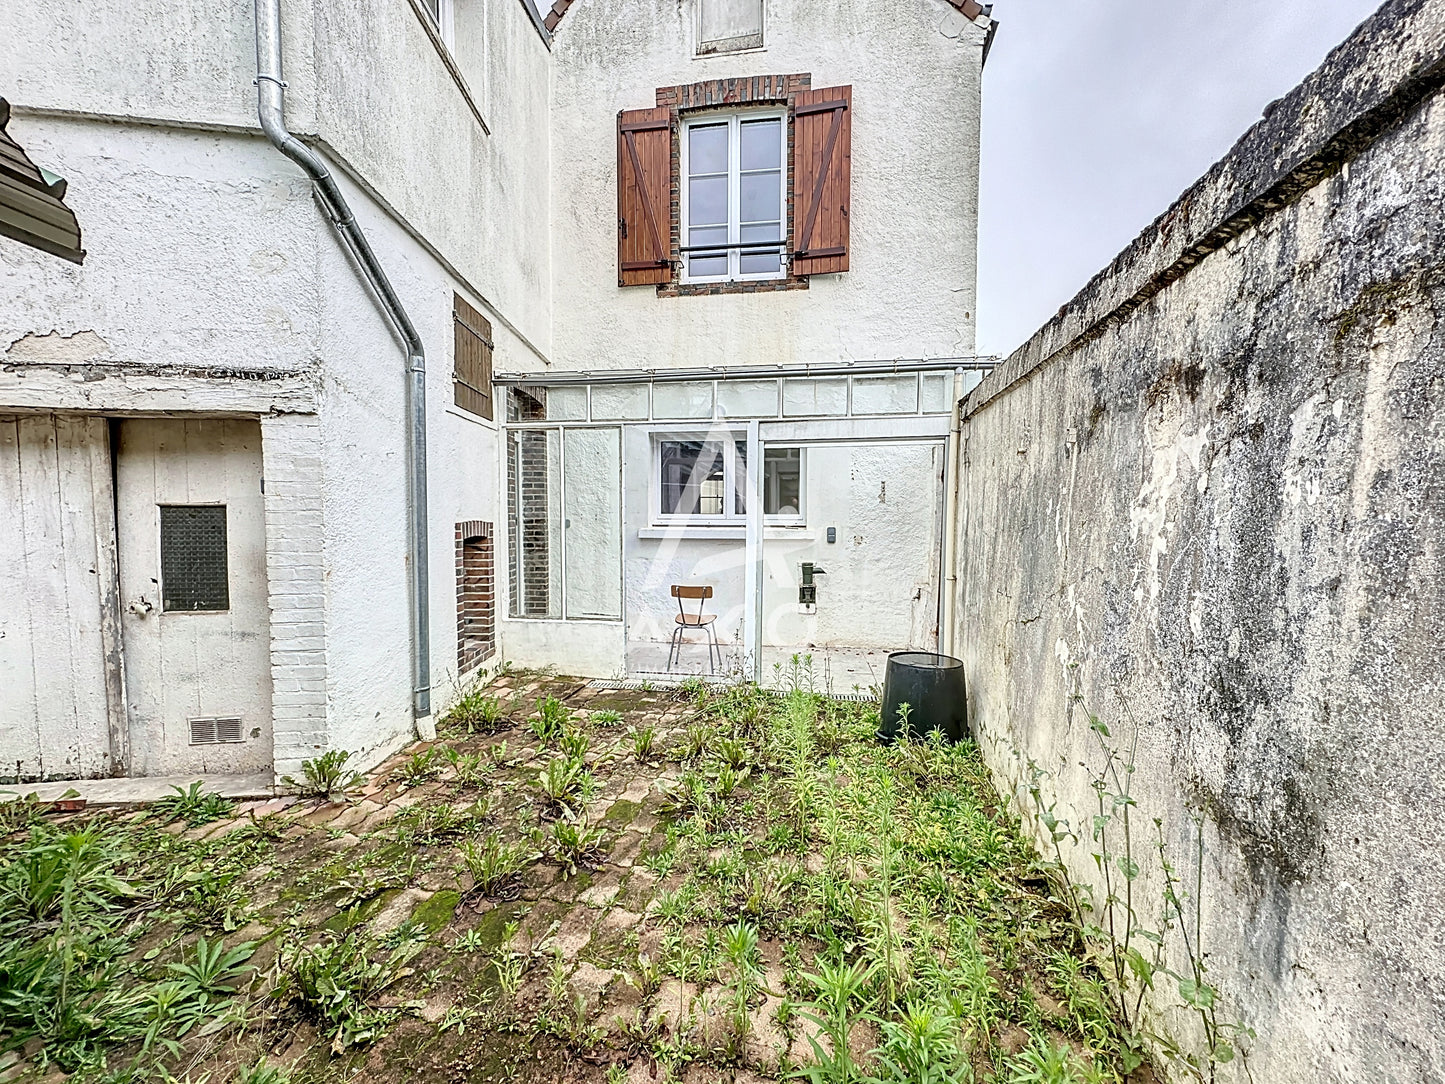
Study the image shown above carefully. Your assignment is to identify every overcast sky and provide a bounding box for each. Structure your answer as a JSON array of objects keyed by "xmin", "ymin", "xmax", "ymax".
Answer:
[{"xmin": 976, "ymin": 1, "xmax": 1376, "ymax": 358}]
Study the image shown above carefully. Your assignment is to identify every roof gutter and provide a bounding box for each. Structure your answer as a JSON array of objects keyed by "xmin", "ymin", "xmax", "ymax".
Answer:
[
  {"xmin": 253, "ymin": 0, "xmax": 432, "ymax": 724},
  {"xmin": 493, "ymin": 356, "xmax": 999, "ymax": 388}
]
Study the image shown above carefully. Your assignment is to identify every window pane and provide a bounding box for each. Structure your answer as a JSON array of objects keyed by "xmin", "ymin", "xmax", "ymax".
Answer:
[
  {"xmin": 564, "ymin": 428, "xmax": 622, "ymax": 619},
  {"xmin": 160, "ymin": 505, "xmax": 229, "ymax": 612},
  {"xmin": 740, "ymin": 251, "xmax": 782, "ymax": 275},
  {"xmin": 853, "ymin": 374, "xmax": 919, "ymax": 414},
  {"xmin": 700, "ymin": 0, "xmax": 763, "ymax": 44},
  {"xmin": 591, "ymin": 383, "xmax": 649, "ymax": 421},
  {"xmin": 689, "ymin": 124, "xmax": 729, "ymax": 176},
  {"xmin": 660, "ymin": 440, "xmax": 726, "ymax": 516},
  {"xmin": 652, "ymin": 381, "xmax": 714, "ymax": 419},
  {"xmin": 740, "ymin": 171, "xmax": 780, "ymax": 224},
  {"xmin": 735, "ymin": 439, "xmax": 747, "ymax": 514},
  {"xmin": 740, "ymin": 118, "xmax": 781, "ymax": 170},
  {"xmin": 546, "ymin": 386, "xmax": 588, "ymax": 421},
  {"xmin": 688, "ymin": 254, "xmax": 728, "ymax": 278},
  {"xmin": 921, "ymin": 373, "xmax": 950, "ymax": 414},
  {"xmin": 739, "ymin": 222, "xmax": 779, "ymax": 244},
  {"xmin": 717, "ymin": 379, "xmax": 779, "ymax": 417},
  {"xmin": 783, "ymin": 377, "xmax": 849, "ymax": 416},
  {"xmin": 763, "ymin": 448, "xmax": 803, "ymax": 515},
  {"xmin": 689, "ymin": 225, "xmax": 728, "ymax": 251},
  {"xmin": 688, "ymin": 175, "xmax": 727, "ymax": 227}
]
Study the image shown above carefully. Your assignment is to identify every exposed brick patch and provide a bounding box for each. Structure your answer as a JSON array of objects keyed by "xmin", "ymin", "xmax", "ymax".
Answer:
[
  {"xmin": 456, "ymin": 521, "xmax": 495, "ymax": 675},
  {"xmin": 655, "ymin": 74, "xmax": 812, "ymax": 299}
]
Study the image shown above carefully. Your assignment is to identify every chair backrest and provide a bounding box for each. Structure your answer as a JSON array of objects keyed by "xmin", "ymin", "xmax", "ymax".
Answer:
[{"xmin": 671, "ymin": 584, "xmax": 713, "ymax": 620}]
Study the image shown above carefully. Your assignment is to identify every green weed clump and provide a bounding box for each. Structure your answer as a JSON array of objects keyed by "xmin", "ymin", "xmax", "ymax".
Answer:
[
  {"xmin": 154, "ymin": 781, "xmax": 234, "ymax": 827},
  {"xmin": 275, "ymin": 931, "xmax": 421, "ymax": 1053},
  {"xmin": 283, "ymin": 749, "xmax": 364, "ymax": 800},
  {"xmin": 0, "ymin": 820, "xmax": 261, "ymax": 1074}
]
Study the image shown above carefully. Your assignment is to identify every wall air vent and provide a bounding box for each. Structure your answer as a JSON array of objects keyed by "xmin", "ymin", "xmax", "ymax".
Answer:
[{"xmin": 189, "ymin": 716, "xmax": 244, "ymax": 745}]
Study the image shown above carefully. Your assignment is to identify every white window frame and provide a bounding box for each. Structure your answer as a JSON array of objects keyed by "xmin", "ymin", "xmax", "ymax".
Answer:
[
  {"xmin": 679, "ymin": 110, "xmax": 788, "ymax": 285},
  {"xmin": 419, "ymin": 0, "xmax": 455, "ymax": 49},
  {"xmin": 760, "ymin": 445, "xmax": 806, "ymax": 526},
  {"xmin": 648, "ymin": 430, "xmax": 805, "ymax": 526}
]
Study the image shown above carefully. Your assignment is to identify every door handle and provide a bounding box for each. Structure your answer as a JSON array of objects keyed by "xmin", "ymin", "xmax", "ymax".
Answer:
[{"xmin": 127, "ymin": 596, "xmax": 154, "ymax": 617}]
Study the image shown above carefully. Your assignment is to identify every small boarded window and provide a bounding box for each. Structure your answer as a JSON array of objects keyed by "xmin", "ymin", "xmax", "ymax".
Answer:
[
  {"xmin": 697, "ymin": 0, "xmax": 763, "ymax": 54},
  {"xmin": 159, "ymin": 505, "xmax": 229, "ymax": 612},
  {"xmin": 454, "ymin": 294, "xmax": 493, "ymax": 419}
]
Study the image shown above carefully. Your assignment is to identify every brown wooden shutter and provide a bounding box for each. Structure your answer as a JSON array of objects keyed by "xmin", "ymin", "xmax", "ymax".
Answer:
[
  {"xmin": 791, "ymin": 86, "xmax": 852, "ymax": 276},
  {"xmin": 617, "ymin": 107, "xmax": 674, "ymax": 287},
  {"xmin": 453, "ymin": 294, "xmax": 493, "ymax": 420}
]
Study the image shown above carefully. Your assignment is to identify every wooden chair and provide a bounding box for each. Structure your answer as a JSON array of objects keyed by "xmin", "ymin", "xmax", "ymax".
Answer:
[{"xmin": 668, "ymin": 584, "xmax": 720, "ymax": 673}]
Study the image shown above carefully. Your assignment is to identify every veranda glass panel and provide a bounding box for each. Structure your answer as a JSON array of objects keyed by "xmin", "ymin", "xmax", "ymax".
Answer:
[
  {"xmin": 717, "ymin": 379, "xmax": 779, "ymax": 417},
  {"xmin": 653, "ymin": 381, "xmax": 714, "ymax": 419},
  {"xmin": 782, "ymin": 377, "xmax": 848, "ymax": 416},
  {"xmin": 563, "ymin": 428, "xmax": 622, "ymax": 619},
  {"xmin": 546, "ymin": 386, "xmax": 588, "ymax": 421},
  {"xmin": 591, "ymin": 384, "xmax": 649, "ymax": 421},
  {"xmin": 852, "ymin": 374, "xmax": 919, "ymax": 414}
]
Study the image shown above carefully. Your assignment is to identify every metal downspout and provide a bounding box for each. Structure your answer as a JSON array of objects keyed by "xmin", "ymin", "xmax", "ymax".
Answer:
[
  {"xmin": 940, "ymin": 369, "xmax": 965, "ymax": 658},
  {"xmin": 254, "ymin": 0, "xmax": 432, "ymax": 722}
]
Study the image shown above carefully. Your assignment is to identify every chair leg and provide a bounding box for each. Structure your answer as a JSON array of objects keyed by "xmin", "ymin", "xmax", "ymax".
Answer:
[
  {"xmin": 667, "ymin": 626, "xmax": 681, "ymax": 672},
  {"xmin": 707, "ymin": 625, "xmax": 719, "ymax": 674}
]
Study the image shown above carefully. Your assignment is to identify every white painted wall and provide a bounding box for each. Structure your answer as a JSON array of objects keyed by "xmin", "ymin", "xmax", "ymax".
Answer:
[
  {"xmin": 548, "ymin": 0, "xmax": 986, "ymax": 370},
  {"xmin": 312, "ymin": 157, "xmax": 510, "ymax": 769}
]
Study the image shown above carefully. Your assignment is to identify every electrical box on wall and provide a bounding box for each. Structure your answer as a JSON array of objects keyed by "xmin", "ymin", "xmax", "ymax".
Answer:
[
  {"xmin": 798, "ymin": 561, "xmax": 827, "ymax": 609},
  {"xmin": 827, "ymin": 527, "xmax": 837, "ymax": 543}
]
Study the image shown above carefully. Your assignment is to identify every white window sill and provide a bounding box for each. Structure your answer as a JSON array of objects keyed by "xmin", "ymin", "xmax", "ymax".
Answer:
[
  {"xmin": 445, "ymin": 405, "xmax": 497, "ymax": 429},
  {"xmin": 638, "ymin": 525, "xmax": 814, "ymax": 542}
]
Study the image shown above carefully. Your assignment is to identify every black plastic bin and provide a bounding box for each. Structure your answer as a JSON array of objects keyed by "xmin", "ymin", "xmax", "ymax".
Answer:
[{"xmin": 878, "ymin": 651, "xmax": 968, "ymax": 743}]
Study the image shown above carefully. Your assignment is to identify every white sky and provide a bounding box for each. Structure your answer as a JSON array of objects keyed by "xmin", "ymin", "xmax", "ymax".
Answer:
[{"xmin": 976, "ymin": 0, "xmax": 1378, "ymax": 357}]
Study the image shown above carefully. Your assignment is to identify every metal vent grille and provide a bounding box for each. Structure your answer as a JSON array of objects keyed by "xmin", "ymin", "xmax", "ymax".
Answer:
[
  {"xmin": 189, "ymin": 716, "xmax": 244, "ymax": 745},
  {"xmin": 160, "ymin": 505, "xmax": 229, "ymax": 612}
]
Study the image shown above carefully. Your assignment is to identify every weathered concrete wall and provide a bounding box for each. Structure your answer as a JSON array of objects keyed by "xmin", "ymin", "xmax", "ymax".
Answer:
[
  {"xmin": 548, "ymin": 0, "xmax": 985, "ymax": 370},
  {"xmin": 953, "ymin": 3, "xmax": 1445, "ymax": 1080}
]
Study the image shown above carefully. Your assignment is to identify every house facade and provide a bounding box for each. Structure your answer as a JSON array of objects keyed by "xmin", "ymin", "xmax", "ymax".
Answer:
[{"xmin": 0, "ymin": 0, "xmax": 992, "ymax": 783}]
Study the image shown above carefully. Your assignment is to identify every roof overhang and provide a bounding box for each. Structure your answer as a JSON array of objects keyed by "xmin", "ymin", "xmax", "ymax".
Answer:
[{"xmin": 0, "ymin": 99, "xmax": 85, "ymax": 264}]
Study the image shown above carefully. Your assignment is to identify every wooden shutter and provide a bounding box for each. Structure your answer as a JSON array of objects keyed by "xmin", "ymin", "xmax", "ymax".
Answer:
[
  {"xmin": 617, "ymin": 107, "xmax": 674, "ymax": 287},
  {"xmin": 791, "ymin": 86, "xmax": 852, "ymax": 276},
  {"xmin": 453, "ymin": 294, "xmax": 493, "ymax": 420}
]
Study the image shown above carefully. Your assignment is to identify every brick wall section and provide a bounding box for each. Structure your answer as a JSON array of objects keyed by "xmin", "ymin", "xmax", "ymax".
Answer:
[
  {"xmin": 455, "ymin": 520, "xmax": 495, "ymax": 674},
  {"xmin": 503, "ymin": 391, "xmax": 554, "ymax": 619},
  {"xmin": 656, "ymin": 74, "xmax": 813, "ymax": 298},
  {"xmin": 517, "ymin": 431, "xmax": 553, "ymax": 615},
  {"xmin": 259, "ymin": 412, "xmax": 328, "ymax": 781}
]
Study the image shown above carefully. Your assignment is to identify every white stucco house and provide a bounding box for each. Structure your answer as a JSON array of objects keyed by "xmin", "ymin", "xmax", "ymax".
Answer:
[{"xmin": 0, "ymin": 0, "xmax": 994, "ymax": 784}]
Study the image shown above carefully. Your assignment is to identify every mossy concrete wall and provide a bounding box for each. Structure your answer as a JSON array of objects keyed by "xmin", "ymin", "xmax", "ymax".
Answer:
[{"xmin": 953, "ymin": 1, "xmax": 1445, "ymax": 1080}]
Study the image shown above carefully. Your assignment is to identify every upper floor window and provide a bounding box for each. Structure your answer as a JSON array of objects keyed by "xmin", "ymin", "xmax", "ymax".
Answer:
[
  {"xmin": 616, "ymin": 82, "xmax": 852, "ymax": 291},
  {"xmin": 682, "ymin": 113, "xmax": 785, "ymax": 283},
  {"xmin": 697, "ymin": 0, "xmax": 764, "ymax": 55}
]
